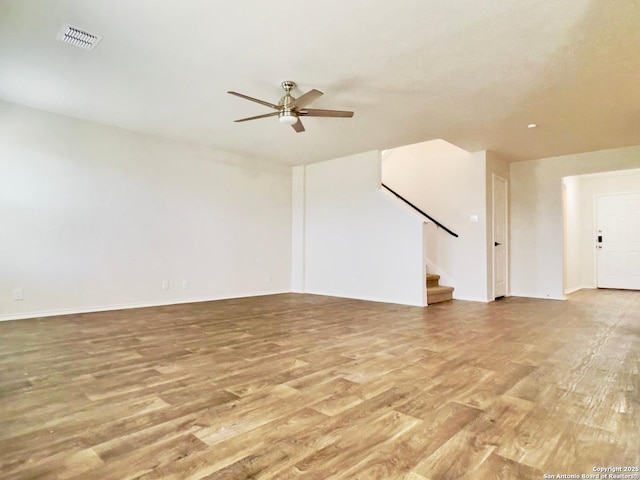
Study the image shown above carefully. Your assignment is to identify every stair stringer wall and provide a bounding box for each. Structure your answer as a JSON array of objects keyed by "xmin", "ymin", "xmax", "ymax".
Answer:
[{"xmin": 294, "ymin": 150, "xmax": 427, "ymax": 307}]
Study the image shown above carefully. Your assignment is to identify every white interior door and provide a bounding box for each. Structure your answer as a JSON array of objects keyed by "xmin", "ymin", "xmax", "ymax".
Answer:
[
  {"xmin": 493, "ymin": 175, "xmax": 508, "ymax": 298},
  {"xmin": 596, "ymin": 192, "xmax": 640, "ymax": 290}
]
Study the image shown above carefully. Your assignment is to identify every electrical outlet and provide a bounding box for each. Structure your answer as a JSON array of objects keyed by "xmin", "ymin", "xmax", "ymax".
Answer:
[
  {"xmin": 182, "ymin": 280, "xmax": 189, "ymax": 289},
  {"xmin": 161, "ymin": 280, "xmax": 170, "ymax": 290},
  {"xmin": 13, "ymin": 288, "xmax": 24, "ymax": 301}
]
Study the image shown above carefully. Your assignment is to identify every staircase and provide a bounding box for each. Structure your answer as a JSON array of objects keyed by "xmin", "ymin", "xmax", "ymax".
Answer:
[{"xmin": 426, "ymin": 274, "xmax": 454, "ymax": 304}]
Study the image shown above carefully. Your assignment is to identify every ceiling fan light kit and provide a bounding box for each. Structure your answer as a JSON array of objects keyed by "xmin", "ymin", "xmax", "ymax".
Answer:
[
  {"xmin": 278, "ymin": 114, "xmax": 298, "ymax": 125},
  {"xmin": 228, "ymin": 81, "xmax": 353, "ymax": 133}
]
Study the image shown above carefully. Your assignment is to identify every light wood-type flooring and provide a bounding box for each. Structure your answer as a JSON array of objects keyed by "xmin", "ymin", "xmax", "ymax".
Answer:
[{"xmin": 1, "ymin": 289, "xmax": 639, "ymax": 479}]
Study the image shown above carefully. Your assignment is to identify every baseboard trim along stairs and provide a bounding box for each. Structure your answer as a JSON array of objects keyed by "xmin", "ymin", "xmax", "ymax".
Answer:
[{"xmin": 426, "ymin": 274, "xmax": 454, "ymax": 304}]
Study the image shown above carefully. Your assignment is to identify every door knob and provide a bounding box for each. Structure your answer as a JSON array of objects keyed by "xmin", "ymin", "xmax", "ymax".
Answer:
[{"xmin": 494, "ymin": 242, "xmax": 501, "ymax": 247}]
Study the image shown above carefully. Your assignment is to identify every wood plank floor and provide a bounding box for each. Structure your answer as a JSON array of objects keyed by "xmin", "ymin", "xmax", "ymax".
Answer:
[{"xmin": 0, "ymin": 289, "xmax": 638, "ymax": 479}]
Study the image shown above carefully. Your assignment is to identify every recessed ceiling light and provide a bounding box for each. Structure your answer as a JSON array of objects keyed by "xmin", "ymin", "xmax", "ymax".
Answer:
[{"xmin": 527, "ymin": 123, "xmax": 537, "ymax": 129}]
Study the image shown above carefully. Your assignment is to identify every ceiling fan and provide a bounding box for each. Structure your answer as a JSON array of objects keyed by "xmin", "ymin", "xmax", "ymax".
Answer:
[{"xmin": 227, "ymin": 81, "xmax": 354, "ymax": 132}]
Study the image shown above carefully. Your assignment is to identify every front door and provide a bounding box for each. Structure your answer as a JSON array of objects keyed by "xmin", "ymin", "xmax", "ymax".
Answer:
[{"xmin": 596, "ymin": 192, "xmax": 640, "ymax": 290}]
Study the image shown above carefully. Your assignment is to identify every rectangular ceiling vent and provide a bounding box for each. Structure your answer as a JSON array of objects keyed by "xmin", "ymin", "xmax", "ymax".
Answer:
[{"xmin": 56, "ymin": 24, "xmax": 102, "ymax": 51}]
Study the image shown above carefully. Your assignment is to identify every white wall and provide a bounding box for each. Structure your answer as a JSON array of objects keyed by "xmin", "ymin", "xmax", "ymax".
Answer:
[
  {"xmin": 302, "ymin": 151, "xmax": 426, "ymax": 306},
  {"xmin": 565, "ymin": 169, "xmax": 640, "ymax": 292},
  {"xmin": 562, "ymin": 176, "xmax": 582, "ymax": 293},
  {"xmin": 511, "ymin": 145, "xmax": 640, "ymax": 299},
  {"xmin": 382, "ymin": 140, "xmax": 489, "ymax": 301},
  {"xmin": 291, "ymin": 165, "xmax": 305, "ymax": 293},
  {"xmin": 0, "ymin": 102, "xmax": 292, "ymax": 320}
]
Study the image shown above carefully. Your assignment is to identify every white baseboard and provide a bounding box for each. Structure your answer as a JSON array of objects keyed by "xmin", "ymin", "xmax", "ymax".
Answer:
[
  {"xmin": 509, "ymin": 293, "xmax": 567, "ymax": 301},
  {"xmin": 451, "ymin": 295, "xmax": 491, "ymax": 303},
  {"xmin": 302, "ymin": 289, "xmax": 427, "ymax": 307},
  {"xmin": 563, "ymin": 285, "xmax": 596, "ymax": 295},
  {"xmin": 0, "ymin": 289, "xmax": 289, "ymax": 322}
]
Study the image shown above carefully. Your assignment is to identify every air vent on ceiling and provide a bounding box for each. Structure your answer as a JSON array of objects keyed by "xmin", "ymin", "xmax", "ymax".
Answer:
[{"xmin": 56, "ymin": 24, "xmax": 102, "ymax": 51}]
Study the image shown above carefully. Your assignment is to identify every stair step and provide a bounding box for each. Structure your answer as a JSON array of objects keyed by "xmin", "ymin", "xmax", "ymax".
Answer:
[
  {"xmin": 426, "ymin": 273, "xmax": 454, "ymax": 304},
  {"xmin": 427, "ymin": 285, "xmax": 454, "ymax": 304},
  {"xmin": 426, "ymin": 274, "xmax": 441, "ymax": 288}
]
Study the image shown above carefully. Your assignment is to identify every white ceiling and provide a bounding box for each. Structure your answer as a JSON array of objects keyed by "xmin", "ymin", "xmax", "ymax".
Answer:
[{"xmin": 1, "ymin": 0, "xmax": 639, "ymax": 166}]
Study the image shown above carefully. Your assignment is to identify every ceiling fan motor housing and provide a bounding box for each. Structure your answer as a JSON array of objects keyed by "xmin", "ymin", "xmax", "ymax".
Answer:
[{"xmin": 278, "ymin": 82, "xmax": 298, "ymax": 123}]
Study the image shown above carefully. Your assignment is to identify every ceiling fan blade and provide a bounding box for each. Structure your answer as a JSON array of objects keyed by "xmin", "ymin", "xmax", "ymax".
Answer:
[
  {"xmin": 291, "ymin": 118, "xmax": 305, "ymax": 132},
  {"xmin": 234, "ymin": 111, "xmax": 280, "ymax": 122},
  {"xmin": 288, "ymin": 89, "xmax": 323, "ymax": 109},
  {"xmin": 228, "ymin": 91, "xmax": 280, "ymax": 110},
  {"xmin": 299, "ymin": 108, "xmax": 354, "ymax": 118}
]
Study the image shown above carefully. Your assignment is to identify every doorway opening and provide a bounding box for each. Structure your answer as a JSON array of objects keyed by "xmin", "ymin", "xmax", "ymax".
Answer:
[{"xmin": 562, "ymin": 168, "xmax": 640, "ymax": 294}]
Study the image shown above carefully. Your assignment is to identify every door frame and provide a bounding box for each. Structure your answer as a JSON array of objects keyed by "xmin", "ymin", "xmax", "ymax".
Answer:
[{"xmin": 492, "ymin": 173, "xmax": 509, "ymax": 299}]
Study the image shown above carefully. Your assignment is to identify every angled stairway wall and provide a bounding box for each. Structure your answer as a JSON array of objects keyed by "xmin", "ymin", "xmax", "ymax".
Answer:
[{"xmin": 381, "ymin": 140, "xmax": 511, "ymax": 302}]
